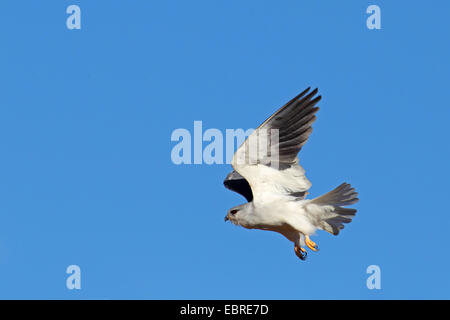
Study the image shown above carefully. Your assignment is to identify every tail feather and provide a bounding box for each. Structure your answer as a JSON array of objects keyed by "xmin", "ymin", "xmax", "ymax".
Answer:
[
  {"xmin": 311, "ymin": 183, "xmax": 359, "ymax": 207},
  {"xmin": 310, "ymin": 183, "xmax": 359, "ymax": 236}
]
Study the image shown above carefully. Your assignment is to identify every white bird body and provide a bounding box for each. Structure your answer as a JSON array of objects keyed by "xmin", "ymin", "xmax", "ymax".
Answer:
[
  {"xmin": 224, "ymin": 88, "xmax": 359, "ymax": 260},
  {"xmin": 229, "ymin": 193, "xmax": 317, "ymax": 243}
]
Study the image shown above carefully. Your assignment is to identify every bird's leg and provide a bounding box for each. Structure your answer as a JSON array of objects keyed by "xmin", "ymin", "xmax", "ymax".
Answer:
[
  {"xmin": 294, "ymin": 245, "xmax": 307, "ymax": 260},
  {"xmin": 305, "ymin": 235, "xmax": 319, "ymax": 251}
]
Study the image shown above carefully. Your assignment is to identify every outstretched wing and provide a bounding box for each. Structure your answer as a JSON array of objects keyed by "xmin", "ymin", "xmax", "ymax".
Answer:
[{"xmin": 231, "ymin": 87, "xmax": 321, "ymax": 201}]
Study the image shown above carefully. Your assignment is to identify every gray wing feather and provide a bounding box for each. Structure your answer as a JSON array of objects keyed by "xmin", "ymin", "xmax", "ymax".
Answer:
[{"xmin": 251, "ymin": 87, "xmax": 321, "ymax": 166}]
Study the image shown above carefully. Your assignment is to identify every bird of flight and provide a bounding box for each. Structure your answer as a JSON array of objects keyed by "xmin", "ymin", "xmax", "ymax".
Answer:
[{"xmin": 224, "ymin": 87, "xmax": 359, "ymax": 260}]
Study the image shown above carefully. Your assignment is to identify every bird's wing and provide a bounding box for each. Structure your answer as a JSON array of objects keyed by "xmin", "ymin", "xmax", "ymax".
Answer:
[
  {"xmin": 231, "ymin": 87, "xmax": 321, "ymax": 201},
  {"xmin": 223, "ymin": 170, "xmax": 253, "ymax": 202}
]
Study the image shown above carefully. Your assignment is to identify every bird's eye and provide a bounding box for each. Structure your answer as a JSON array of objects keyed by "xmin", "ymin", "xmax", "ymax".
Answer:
[{"xmin": 230, "ymin": 209, "xmax": 238, "ymax": 215}]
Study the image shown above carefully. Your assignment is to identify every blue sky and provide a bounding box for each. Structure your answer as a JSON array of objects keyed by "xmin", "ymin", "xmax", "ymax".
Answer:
[{"xmin": 0, "ymin": 1, "xmax": 449, "ymax": 299}]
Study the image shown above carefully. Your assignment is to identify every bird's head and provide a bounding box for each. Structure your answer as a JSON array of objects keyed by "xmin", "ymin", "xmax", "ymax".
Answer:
[{"xmin": 224, "ymin": 203, "xmax": 253, "ymax": 227}]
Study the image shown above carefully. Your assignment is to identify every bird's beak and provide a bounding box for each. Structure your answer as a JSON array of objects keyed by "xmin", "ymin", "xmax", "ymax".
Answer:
[{"xmin": 224, "ymin": 214, "xmax": 229, "ymax": 222}]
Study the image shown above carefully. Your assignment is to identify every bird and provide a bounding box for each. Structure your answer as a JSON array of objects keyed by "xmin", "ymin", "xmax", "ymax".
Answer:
[{"xmin": 223, "ymin": 87, "xmax": 359, "ymax": 260}]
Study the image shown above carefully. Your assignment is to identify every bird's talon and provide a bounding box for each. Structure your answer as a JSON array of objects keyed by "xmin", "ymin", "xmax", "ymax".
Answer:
[
  {"xmin": 305, "ymin": 235, "xmax": 319, "ymax": 252},
  {"xmin": 294, "ymin": 245, "xmax": 307, "ymax": 260}
]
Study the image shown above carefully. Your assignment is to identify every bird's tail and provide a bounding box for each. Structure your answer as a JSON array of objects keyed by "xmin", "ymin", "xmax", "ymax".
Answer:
[{"xmin": 308, "ymin": 183, "xmax": 359, "ymax": 235}]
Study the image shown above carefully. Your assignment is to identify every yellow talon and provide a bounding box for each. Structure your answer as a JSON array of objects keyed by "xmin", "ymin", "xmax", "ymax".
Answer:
[{"xmin": 305, "ymin": 235, "xmax": 319, "ymax": 252}]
